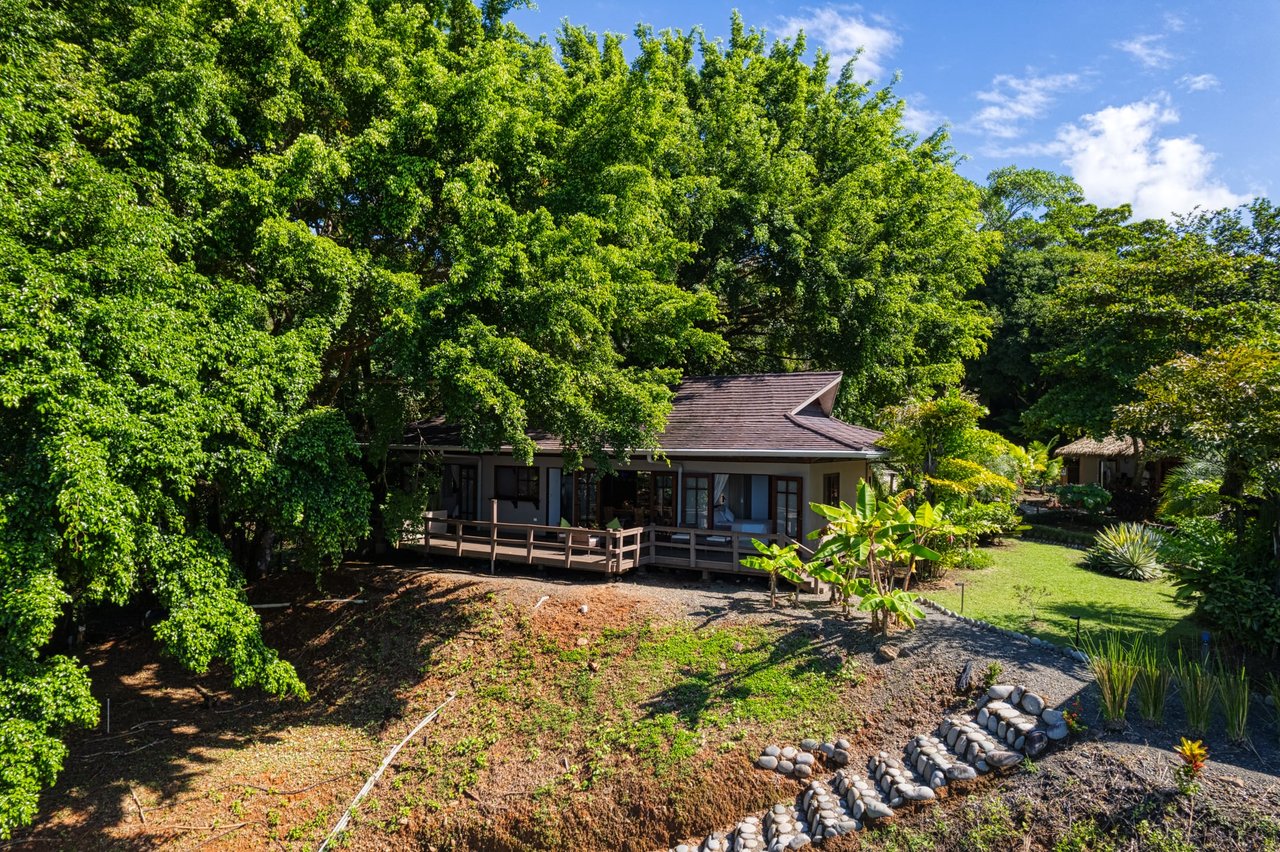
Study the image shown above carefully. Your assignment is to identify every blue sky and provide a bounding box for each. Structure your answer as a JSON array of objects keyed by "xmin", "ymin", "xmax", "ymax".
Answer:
[{"xmin": 509, "ymin": 2, "xmax": 1277, "ymax": 220}]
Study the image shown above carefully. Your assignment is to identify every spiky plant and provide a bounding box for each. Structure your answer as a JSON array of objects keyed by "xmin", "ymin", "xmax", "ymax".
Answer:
[
  {"xmin": 1082, "ymin": 631, "xmax": 1139, "ymax": 729},
  {"xmin": 1084, "ymin": 522, "xmax": 1165, "ymax": 580},
  {"xmin": 1132, "ymin": 634, "xmax": 1172, "ymax": 724}
]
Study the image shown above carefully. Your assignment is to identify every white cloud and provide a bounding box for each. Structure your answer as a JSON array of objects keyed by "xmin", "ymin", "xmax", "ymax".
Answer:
[
  {"xmin": 1117, "ymin": 33, "xmax": 1175, "ymax": 68},
  {"xmin": 1052, "ymin": 99, "xmax": 1247, "ymax": 219},
  {"xmin": 967, "ymin": 72, "xmax": 1080, "ymax": 139},
  {"xmin": 902, "ymin": 101, "xmax": 944, "ymax": 136},
  {"xmin": 777, "ymin": 7, "xmax": 900, "ymax": 81},
  {"xmin": 1178, "ymin": 73, "xmax": 1220, "ymax": 92}
]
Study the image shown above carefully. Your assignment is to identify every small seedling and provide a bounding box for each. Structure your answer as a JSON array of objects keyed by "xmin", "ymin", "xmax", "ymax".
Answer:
[
  {"xmin": 1012, "ymin": 584, "xmax": 1052, "ymax": 624},
  {"xmin": 982, "ymin": 661, "xmax": 1003, "ymax": 689}
]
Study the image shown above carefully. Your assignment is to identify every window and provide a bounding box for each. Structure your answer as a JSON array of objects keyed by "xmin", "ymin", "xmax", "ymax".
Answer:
[
  {"xmin": 683, "ymin": 474, "xmax": 711, "ymax": 528},
  {"xmin": 772, "ymin": 476, "xmax": 801, "ymax": 539},
  {"xmin": 495, "ymin": 466, "xmax": 540, "ymax": 505},
  {"xmin": 823, "ymin": 472, "xmax": 840, "ymax": 505}
]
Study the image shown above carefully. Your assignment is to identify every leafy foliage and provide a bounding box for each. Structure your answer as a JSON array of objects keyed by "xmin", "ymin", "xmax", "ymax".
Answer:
[
  {"xmin": 0, "ymin": 0, "xmax": 1002, "ymax": 831},
  {"xmin": 1084, "ymin": 523, "xmax": 1165, "ymax": 581},
  {"xmin": 1054, "ymin": 484, "xmax": 1113, "ymax": 514},
  {"xmin": 806, "ymin": 483, "xmax": 943, "ymax": 633},
  {"xmin": 739, "ymin": 540, "xmax": 805, "ymax": 609}
]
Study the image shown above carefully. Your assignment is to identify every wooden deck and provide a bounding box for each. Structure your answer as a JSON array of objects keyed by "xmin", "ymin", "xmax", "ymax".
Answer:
[{"xmin": 396, "ymin": 516, "xmax": 810, "ymax": 580}]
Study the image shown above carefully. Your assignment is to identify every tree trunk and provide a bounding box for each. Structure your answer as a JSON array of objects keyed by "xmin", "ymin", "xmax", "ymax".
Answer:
[{"xmin": 769, "ymin": 572, "xmax": 777, "ymax": 609}]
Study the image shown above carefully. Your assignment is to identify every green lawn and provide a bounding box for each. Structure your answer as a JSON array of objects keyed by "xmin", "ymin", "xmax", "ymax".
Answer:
[{"xmin": 925, "ymin": 540, "xmax": 1198, "ymax": 647}]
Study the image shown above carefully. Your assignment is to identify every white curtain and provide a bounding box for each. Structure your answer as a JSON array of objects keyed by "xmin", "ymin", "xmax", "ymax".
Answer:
[{"xmin": 713, "ymin": 474, "xmax": 731, "ymax": 526}]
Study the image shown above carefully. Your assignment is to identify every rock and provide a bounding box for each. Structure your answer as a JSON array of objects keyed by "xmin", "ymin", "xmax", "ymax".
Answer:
[
  {"xmin": 877, "ymin": 644, "xmax": 900, "ymax": 663},
  {"xmin": 1041, "ymin": 709, "xmax": 1064, "ymax": 726},
  {"xmin": 800, "ymin": 738, "xmax": 820, "ymax": 751},
  {"xmin": 903, "ymin": 784, "xmax": 936, "ymax": 802},
  {"xmin": 1024, "ymin": 731, "xmax": 1049, "ymax": 756},
  {"xmin": 956, "ymin": 660, "xmax": 975, "ymax": 693},
  {"xmin": 675, "ymin": 846, "xmax": 691, "ymax": 852},
  {"xmin": 1047, "ymin": 723, "xmax": 1069, "ymax": 741},
  {"xmin": 945, "ymin": 764, "xmax": 977, "ymax": 781},
  {"xmin": 777, "ymin": 760, "xmax": 795, "ymax": 775},
  {"xmin": 832, "ymin": 749, "xmax": 850, "ymax": 765},
  {"xmin": 781, "ymin": 746, "xmax": 798, "ymax": 760},
  {"xmin": 788, "ymin": 836, "xmax": 811, "ymax": 849},
  {"xmin": 1014, "ymin": 735, "xmax": 1025, "ymax": 752},
  {"xmin": 796, "ymin": 752, "xmax": 815, "ymax": 766},
  {"xmin": 987, "ymin": 750, "xmax": 1023, "ymax": 770},
  {"xmin": 703, "ymin": 837, "xmax": 722, "ymax": 851},
  {"xmin": 576, "ymin": 637, "xmax": 589, "ymax": 646},
  {"xmin": 818, "ymin": 743, "xmax": 835, "ymax": 758},
  {"xmin": 988, "ymin": 684, "xmax": 1015, "ymax": 700},
  {"xmin": 757, "ymin": 755, "xmax": 779, "ymax": 770},
  {"xmin": 578, "ymin": 604, "xmax": 589, "ymax": 614},
  {"xmin": 835, "ymin": 738, "xmax": 852, "ymax": 750},
  {"xmin": 794, "ymin": 763, "xmax": 813, "ymax": 779},
  {"xmin": 1020, "ymin": 692, "xmax": 1046, "ymax": 715},
  {"xmin": 764, "ymin": 744, "xmax": 781, "ymax": 757},
  {"xmin": 862, "ymin": 799, "xmax": 894, "ymax": 820}
]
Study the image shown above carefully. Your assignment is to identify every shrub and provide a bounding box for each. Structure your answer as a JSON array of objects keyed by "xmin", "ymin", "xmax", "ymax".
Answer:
[
  {"xmin": 1132, "ymin": 635, "xmax": 1171, "ymax": 724},
  {"xmin": 1054, "ymin": 483, "xmax": 1112, "ymax": 514},
  {"xmin": 944, "ymin": 547, "xmax": 993, "ymax": 571},
  {"xmin": 982, "ymin": 661, "xmax": 1003, "ymax": 689},
  {"xmin": 1175, "ymin": 651, "xmax": 1216, "ymax": 736},
  {"xmin": 1082, "ymin": 631, "xmax": 1139, "ymax": 729},
  {"xmin": 1084, "ymin": 523, "xmax": 1164, "ymax": 580},
  {"xmin": 946, "ymin": 501, "xmax": 1023, "ymax": 544},
  {"xmin": 1023, "ymin": 524, "xmax": 1095, "ymax": 547}
]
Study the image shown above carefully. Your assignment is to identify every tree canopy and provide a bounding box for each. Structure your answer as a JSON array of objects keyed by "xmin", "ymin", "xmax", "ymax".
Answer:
[{"xmin": 0, "ymin": 0, "xmax": 1000, "ymax": 833}]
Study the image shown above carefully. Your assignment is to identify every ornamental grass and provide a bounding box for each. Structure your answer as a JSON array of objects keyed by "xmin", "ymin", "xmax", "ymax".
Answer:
[{"xmin": 1082, "ymin": 630, "xmax": 1139, "ymax": 729}]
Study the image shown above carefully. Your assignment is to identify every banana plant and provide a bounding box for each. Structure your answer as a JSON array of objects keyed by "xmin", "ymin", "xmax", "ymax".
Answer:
[
  {"xmin": 739, "ymin": 539, "xmax": 805, "ymax": 609},
  {"xmin": 809, "ymin": 482, "xmax": 941, "ymax": 633}
]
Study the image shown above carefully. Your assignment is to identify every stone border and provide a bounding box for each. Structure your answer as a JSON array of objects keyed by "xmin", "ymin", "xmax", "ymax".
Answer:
[{"xmin": 916, "ymin": 597, "xmax": 1090, "ymax": 664}]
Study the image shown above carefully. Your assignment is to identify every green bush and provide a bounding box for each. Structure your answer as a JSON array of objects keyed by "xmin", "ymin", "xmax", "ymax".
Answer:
[
  {"xmin": 1084, "ymin": 523, "xmax": 1164, "ymax": 581},
  {"xmin": 946, "ymin": 501, "xmax": 1023, "ymax": 544},
  {"xmin": 1023, "ymin": 524, "xmax": 1095, "ymax": 547},
  {"xmin": 1054, "ymin": 483, "xmax": 1112, "ymax": 514}
]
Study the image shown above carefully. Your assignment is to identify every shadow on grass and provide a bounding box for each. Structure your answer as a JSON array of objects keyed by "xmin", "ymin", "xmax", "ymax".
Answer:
[{"xmin": 1041, "ymin": 600, "xmax": 1198, "ymax": 643}]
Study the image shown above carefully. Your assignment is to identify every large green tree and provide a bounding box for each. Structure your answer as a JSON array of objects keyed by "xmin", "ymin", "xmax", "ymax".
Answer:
[
  {"xmin": 965, "ymin": 166, "xmax": 1165, "ymax": 437},
  {"xmin": 0, "ymin": 0, "xmax": 996, "ymax": 833}
]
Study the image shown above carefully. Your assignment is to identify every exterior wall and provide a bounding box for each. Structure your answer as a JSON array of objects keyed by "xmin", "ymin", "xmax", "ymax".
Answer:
[
  {"xmin": 1068, "ymin": 455, "xmax": 1143, "ymax": 488},
  {"xmin": 434, "ymin": 452, "xmax": 873, "ymax": 545}
]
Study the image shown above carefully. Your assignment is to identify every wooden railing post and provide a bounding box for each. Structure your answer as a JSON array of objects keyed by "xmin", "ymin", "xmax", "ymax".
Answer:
[
  {"xmin": 489, "ymin": 499, "xmax": 498, "ymax": 575},
  {"xmin": 455, "ymin": 520, "xmax": 463, "ymax": 556},
  {"xmin": 688, "ymin": 530, "xmax": 696, "ymax": 568},
  {"xmin": 525, "ymin": 526, "xmax": 534, "ymax": 565}
]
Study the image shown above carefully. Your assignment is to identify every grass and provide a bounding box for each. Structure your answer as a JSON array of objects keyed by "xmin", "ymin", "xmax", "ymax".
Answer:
[{"xmin": 926, "ymin": 540, "xmax": 1196, "ymax": 647}]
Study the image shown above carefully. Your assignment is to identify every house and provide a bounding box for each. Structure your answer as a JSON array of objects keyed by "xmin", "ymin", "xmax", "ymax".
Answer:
[
  {"xmin": 394, "ymin": 372, "xmax": 887, "ymax": 577},
  {"xmin": 1055, "ymin": 435, "xmax": 1178, "ymax": 518}
]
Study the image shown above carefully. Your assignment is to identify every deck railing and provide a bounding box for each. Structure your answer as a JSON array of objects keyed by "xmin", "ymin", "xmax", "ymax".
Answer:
[{"xmin": 400, "ymin": 517, "xmax": 647, "ymax": 575}]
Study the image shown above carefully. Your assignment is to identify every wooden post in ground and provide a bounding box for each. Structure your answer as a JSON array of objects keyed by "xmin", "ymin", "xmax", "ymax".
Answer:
[
  {"xmin": 525, "ymin": 526, "xmax": 534, "ymax": 565},
  {"xmin": 489, "ymin": 499, "xmax": 498, "ymax": 575},
  {"xmin": 455, "ymin": 520, "xmax": 463, "ymax": 556}
]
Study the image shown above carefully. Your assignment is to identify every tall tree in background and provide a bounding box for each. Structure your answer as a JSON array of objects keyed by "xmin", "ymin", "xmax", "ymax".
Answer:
[
  {"xmin": 1028, "ymin": 211, "xmax": 1280, "ymax": 437},
  {"xmin": 662, "ymin": 16, "xmax": 999, "ymax": 422},
  {"xmin": 965, "ymin": 166, "xmax": 1165, "ymax": 438}
]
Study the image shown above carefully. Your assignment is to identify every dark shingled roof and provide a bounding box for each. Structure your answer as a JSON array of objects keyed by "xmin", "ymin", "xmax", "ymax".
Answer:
[{"xmin": 405, "ymin": 372, "xmax": 885, "ymax": 459}]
